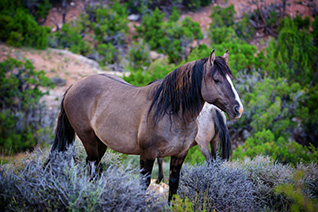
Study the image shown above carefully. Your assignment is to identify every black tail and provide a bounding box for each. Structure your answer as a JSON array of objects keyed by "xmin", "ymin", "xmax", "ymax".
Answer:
[
  {"xmin": 51, "ymin": 90, "xmax": 75, "ymax": 152},
  {"xmin": 213, "ymin": 109, "xmax": 231, "ymax": 160}
]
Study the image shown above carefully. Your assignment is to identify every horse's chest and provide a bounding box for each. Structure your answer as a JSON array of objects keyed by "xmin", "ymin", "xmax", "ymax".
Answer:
[{"xmin": 155, "ymin": 123, "xmax": 198, "ymax": 157}]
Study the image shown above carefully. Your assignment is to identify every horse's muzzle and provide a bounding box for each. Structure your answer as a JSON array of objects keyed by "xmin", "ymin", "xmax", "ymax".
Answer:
[{"xmin": 233, "ymin": 105, "xmax": 243, "ymax": 119}]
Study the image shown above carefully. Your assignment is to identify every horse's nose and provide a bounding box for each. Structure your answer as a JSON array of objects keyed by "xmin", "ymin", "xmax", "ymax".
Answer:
[{"xmin": 234, "ymin": 105, "xmax": 243, "ymax": 117}]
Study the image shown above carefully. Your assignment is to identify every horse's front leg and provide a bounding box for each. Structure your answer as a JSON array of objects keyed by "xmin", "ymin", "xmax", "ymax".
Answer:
[
  {"xmin": 156, "ymin": 158, "xmax": 164, "ymax": 184},
  {"xmin": 140, "ymin": 155, "xmax": 155, "ymax": 190},
  {"xmin": 168, "ymin": 150, "xmax": 188, "ymax": 203}
]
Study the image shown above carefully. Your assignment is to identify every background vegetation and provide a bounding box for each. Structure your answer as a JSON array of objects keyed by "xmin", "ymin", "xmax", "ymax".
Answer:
[{"xmin": 0, "ymin": 0, "xmax": 317, "ymax": 211}]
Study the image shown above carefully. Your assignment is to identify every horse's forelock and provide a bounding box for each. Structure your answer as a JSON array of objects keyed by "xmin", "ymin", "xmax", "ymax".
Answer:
[{"xmin": 210, "ymin": 56, "xmax": 233, "ymax": 80}]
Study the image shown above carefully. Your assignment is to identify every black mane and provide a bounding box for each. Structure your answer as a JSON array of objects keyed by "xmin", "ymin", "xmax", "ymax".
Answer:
[
  {"xmin": 148, "ymin": 56, "xmax": 233, "ymax": 124},
  {"xmin": 148, "ymin": 58, "xmax": 206, "ymax": 124}
]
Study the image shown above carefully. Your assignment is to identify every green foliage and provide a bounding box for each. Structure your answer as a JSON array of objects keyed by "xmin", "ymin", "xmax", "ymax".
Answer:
[
  {"xmin": 93, "ymin": 0, "xmax": 129, "ymax": 46},
  {"xmin": 0, "ymin": 0, "xmax": 49, "ymax": 49},
  {"xmin": 127, "ymin": 39, "xmax": 150, "ymax": 69},
  {"xmin": 210, "ymin": 4, "xmax": 255, "ymax": 42},
  {"xmin": 168, "ymin": 6, "xmax": 180, "ymax": 22},
  {"xmin": 274, "ymin": 170, "xmax": 318, "ymax": 212},
  {"xmin": 49, "ymin": 23, "xmax": 91, "ymax": 55},
  {"xmin": 135, "ymin": 8, "xmax": 165, "ymax": 50},
  {"xmin": 171, "ymin": 195, "xmax": 194, "ymax": 211},
  {"xmin": 210, "ymin": 26, "xmax": 238, "ymax": 44},
  {"xmin": 235, "ymin": 13, "xmax": 256, "ymax": 41},
  {"xmin": 210, "ymin": 5, "xmax": 235, "ymax": 28},
  {"xmin": 312, "ymin": 16, "xmax": 318, "ymax": 47},
  {"xmin": 24, "ymin": 0, "xmax": 52, "ymax": 23},
  {"xmin": 96, "ymin": 43, "xmax": 119, "ymax": 66},
  {"xmin": 183, "ymin": 0, "xmax": 201, "ymax": 11},
  {"xmin": 0, "ymin": 58, "xmax": 54, "ymax": 154},
  {"xmin": 265, "ymin": 17, "xmax": 318, "ymax": 86},
  {"xmin": 233, "ymin": 129, "xmax": 318, "ymax": 165},
  {"xmin": 136, "ymin": 8, "xmax": 203, "ymax": 63},
  {"xmin": 123, "ymin": 58, "xmax": 177, "ymax": 86}
]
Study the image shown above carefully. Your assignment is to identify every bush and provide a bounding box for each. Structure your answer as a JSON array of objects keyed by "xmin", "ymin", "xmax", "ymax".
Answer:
[
  {"xmin": 233, "ymin": 130, "xmax": 318, "ymax": 165},
  {"xmin": 136, "ymin": 8, "xmax": 203, "ymax": 63},
  {"xmin": 93, "ymin": 0, "xmax": 129, "ymax": 46},
  {"xmin": 96, "ymin": 43, "xmax": 120, "ymax": 66},
  {"xmin": 274, "ymin": 170, "xmax": 318, "ymax": 212},
  {"xmin": 265, "ymin": 17, "xmax": 318, "ymax": 86},
  {"xmin": 0, "ymin": 1, "xmax": 49, "ymax": 49},
  {"xmin": 127, "ymin": 39, "xmax": 151, "ymax": 70},
  {"xmin": 178, "ymin": 159, "xmax": 261, "ymax": 211},
  {"xmin": 0, "ymin": 143, "xmax": 165, "ymax": 211},
  {"xmin": 235, "ymin": 13, "xmax": 256, "ymax": 41},
  {"xmin": 0, "ymin": 58, "xmax": 54, "ymax": 154},
  {"xmin": 230, "ymin": 156, "xmax": 294, "ymax": 211},
  {"xmin": 48, "ymin": 23, "xmax": 91, "ymax": 55},
  {"xmin": 123, "ymin": 58, "xmax": 177, "ymax": 86}
]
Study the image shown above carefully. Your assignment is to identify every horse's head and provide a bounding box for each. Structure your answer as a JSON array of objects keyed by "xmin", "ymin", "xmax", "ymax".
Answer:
[{"xmin": 201, "ymin": 50, "xmax": 243, "ymax": 120}]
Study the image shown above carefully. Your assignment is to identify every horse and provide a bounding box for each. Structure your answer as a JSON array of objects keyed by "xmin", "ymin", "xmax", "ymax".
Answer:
[
  {"xmin": 47, "ymin": 49, "xmax": 243, "ymax": 202},
  {"xmin": 156, "ymin": 103, "xmax": 231, "ymax": 184}
]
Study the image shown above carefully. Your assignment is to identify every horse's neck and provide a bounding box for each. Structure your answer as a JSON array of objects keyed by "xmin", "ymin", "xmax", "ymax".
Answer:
[{"xmin": 181, "ymin": 99, "xmax": 205, "ymax": 124}]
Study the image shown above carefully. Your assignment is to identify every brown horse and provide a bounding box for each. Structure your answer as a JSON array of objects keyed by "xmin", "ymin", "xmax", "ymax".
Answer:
[
  {"xmin": 156, "ymin": 103, "xmax": 231, "ymax": 183},
  {"xmin": 47, "ymin": 50, "xmax": 243, "ymax": 202}
]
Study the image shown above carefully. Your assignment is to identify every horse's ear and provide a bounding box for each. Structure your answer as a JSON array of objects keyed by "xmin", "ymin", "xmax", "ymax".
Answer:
[
  {"xmin": 223, "ymin": 50, "xmax": 229, "ymax": 63},
  {"xmin": 209, "ymin": 49, "xmax": 215, "ymax": 66}
]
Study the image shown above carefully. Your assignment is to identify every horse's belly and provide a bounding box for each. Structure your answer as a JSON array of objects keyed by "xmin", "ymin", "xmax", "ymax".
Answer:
[
  {"xmin": 139, "ymin": 122, "xmax": 198, "ymax": 159},
  {"xmin": 157, "ymin": 136, "xmax": 194, "ymax": 158},
  {"xmin": 95, "ymin": 124, "xmax": 141, "ymax": 155}
]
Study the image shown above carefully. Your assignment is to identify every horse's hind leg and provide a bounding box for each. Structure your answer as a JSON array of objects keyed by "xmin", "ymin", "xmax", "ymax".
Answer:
[
  {"xmin": 198, "ymin": 141, "xmax": 213, "ymax": 163},
  {"xmin": 77, "ymin": 130, "xmax": 107, "ymax": 176},
  {"xmin": 210, "ymin": 133, "xmax": 219, "ymax": 160}
]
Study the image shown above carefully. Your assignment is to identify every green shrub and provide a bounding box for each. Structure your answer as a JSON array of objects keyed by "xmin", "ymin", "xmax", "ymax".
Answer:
[
  {"xmin": 135, "ymin": 7, "xmax": 165, "ymax": 50},
  {"xmin": 49, "ymin": 23, "xmax": 91, "ymax": 55},
  {"xmin": 274, "ymin": 170, "xmax": 318, "ymax": 212},
  {"xmin": 136, "ymin": 8, "xmax": 202, "ymax": 63},
  {"xmin": 210, "ymin": 5, "xmax": 235, "ymax": 28},
  {"xmin": 123, "ymin": 58, "xmax": 177, "ymax": 86},
  {"xmin": 96, "ymin": 43, "xmax": 119, "ymax": 66},
  {"xmin": 93, "ymin": 0, "xmax": 129, "ymax": 45},
  {"xmin": 127, "ymin": 39, "xmax": 150, "ymax": 70},
  {"xmin": 209, "ymin": 26, "xmax": 238, "ymax": 44},
  {"xmin": 235, "ymin": 13, "xmax": 256, "ymax": 41},
  {"xmin": 265, "ymin": 17, "xmax": 318, "ymax": 86},
  {"xmin": 0, "ymin": 58, "xmax": 54, "ymax": 154},
  {"xmin": 0, "ymin": 1, "xmax": 49, "ymax": 49},
  {"xmin": 233, "ymin": 129, "xmax": 318, "ymax": 165},
  {"xmin": 312, "ymin": 16, "xmax": 318, "ymax": 47}
]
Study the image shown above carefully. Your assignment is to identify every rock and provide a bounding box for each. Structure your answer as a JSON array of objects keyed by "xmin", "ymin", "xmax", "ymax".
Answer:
[
  {"xmin": 51, "ymin": 77, "xmax": 66, "ymax": 86},
  {"xmin": 127, "ymin": 14, "xmax": 140, "ymax": 21},
  {"xmin": 150, "ymin": 51, "xmax": 165, "ymax": 60},
  {"xmin": 242, "ymin": 129, "xmax": 250, "ymax": 140}
]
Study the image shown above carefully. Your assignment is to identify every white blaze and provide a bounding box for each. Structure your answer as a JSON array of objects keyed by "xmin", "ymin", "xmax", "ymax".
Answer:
[{"xmin": 226, "ymin": 74, "xmax": 243, "ymax": 116}]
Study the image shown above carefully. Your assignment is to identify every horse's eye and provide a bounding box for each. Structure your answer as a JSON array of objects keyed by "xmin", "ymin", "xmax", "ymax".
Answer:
[{"xmin": 214, "ymin": 79, "xmax": 221, "ymax": 84}]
